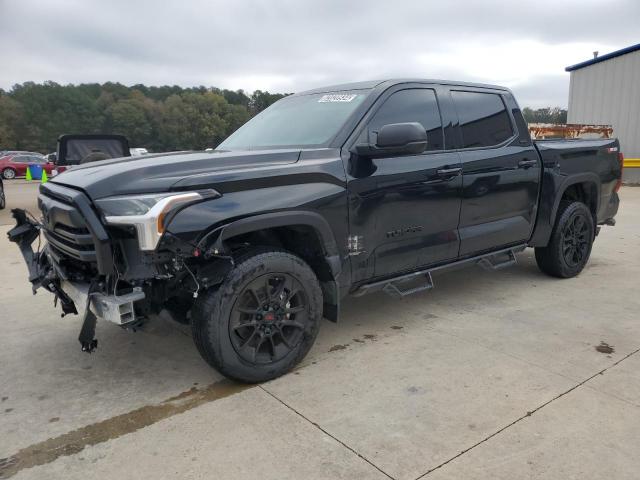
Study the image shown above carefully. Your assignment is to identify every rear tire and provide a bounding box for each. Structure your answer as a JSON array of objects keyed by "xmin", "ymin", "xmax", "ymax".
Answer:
[
  {"xmin": 2, "ymin": 168, "xmax": 16, "ymax": 180},
  {"xmin": 192, "ymin": 248, "xmax": 323, "ymax": 383},
  {"xmin": 535, "ymin": 201, "xmax": 595, "ymax": 278}
]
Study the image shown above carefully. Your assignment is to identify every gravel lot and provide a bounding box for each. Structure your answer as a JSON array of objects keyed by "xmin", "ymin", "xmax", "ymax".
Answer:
[{"xmin": 1, "ymin": 182, "xmax": 639, "ymax": 479}]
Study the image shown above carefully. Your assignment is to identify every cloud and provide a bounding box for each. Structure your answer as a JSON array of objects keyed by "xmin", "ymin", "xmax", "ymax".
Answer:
[{"xmin": 1, "ymin": 0, "xmax": 638, "ymax": 107}]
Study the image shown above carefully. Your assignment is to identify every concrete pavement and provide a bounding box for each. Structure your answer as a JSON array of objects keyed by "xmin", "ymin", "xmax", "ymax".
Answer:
[
  {"xmin": 0, "ymin": 185, "xmax": 639, "ymax": 479},
  {"xmin": 0, "ymin": 180, "xmax": 40, "ymax": 227}
]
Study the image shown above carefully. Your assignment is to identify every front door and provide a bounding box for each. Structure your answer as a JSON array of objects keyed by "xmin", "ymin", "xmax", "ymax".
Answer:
[{"xmin": 346, "ymin": 86, "xmax": 462, "ymax": 283}]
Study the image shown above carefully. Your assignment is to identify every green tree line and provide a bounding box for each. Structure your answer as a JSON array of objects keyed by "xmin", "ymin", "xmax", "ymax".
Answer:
[
  {"xmin": 0, "ymin": 82, "xmax": 288, "ymax": 153},
  {"xmin": 0, "ymin": 81, "xmax": 569, "ymax": 153},
  {"xmin": 522, "ymin": 107, "xmax": 567, "ymax": 124}
]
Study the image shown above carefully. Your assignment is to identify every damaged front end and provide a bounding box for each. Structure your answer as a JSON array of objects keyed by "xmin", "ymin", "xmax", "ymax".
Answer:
[
  {"xmin": 7, "ymin": 182, "xmax": 228, "ymax": 354},
  {"xmin": 8, "ymin": 207, "xmax": 147, "ymax": 352},
  {"xmin": 7, "ymin": 208, "xmax": 104, "ymax": 352},
  {"xmin": 8, "ymin": 209, "xmax": 78, "ymax": 316}
]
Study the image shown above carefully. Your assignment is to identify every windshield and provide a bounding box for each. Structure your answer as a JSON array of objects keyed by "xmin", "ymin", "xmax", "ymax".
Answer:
[{"xmin": 218, "ymin": 90, "xmax": 370, "ymax": 150}]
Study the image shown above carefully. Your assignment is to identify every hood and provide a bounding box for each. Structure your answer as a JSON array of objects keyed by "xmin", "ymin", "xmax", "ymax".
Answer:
[{"xmin": 51, "ymin": 149, "xmax": 301, "ymax": 199}]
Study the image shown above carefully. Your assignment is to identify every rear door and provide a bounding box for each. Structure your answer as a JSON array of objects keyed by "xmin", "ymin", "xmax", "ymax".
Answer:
[
  {"xmin": 346, "ymin": 84, "xmax": 462, "ymax": 282},
  {"xmin": 449, "ymin": 88, "xmax": 540, "ymax": 256}
]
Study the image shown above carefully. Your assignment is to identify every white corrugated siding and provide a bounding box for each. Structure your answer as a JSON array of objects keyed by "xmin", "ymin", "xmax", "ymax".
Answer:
[{"xmin": 568, "ymin": 49, "xmax": 640, "ymax": 158}]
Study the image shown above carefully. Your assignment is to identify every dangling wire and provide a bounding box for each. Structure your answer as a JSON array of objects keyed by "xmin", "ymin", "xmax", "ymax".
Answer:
[
  {"xmin": 182, "ymin": 260, "xmax": 200, "ymax": 298},
  {"xmin": 112, "ymin": 250, "xmax": 122, "ymax": 297}
]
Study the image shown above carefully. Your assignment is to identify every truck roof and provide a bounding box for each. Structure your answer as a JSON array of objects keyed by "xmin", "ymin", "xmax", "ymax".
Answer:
[{"xmin": 297, "ymin": 78, "xmax": 510, "ymax": 95}]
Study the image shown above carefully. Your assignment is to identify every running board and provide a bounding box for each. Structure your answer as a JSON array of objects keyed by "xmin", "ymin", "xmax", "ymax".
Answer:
[
  {"xmin": 353, "ymin": 245, "xmax": 526, "ymax": 299},
  {"xmin": 477, "ymin": 249, "xmax": 517, "ymax": 271},
  {"xmin": 382, "ymin": 272, "xmax": 434, "ymax": 298}
]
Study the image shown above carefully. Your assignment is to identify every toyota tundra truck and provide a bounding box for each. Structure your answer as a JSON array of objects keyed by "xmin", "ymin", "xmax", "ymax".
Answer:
[{"xmin": 8, "ymin": 79, "xmax": 622, "ymax": 382}]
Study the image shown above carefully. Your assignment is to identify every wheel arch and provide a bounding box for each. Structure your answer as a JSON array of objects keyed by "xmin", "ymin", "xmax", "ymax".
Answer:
[
  {"xmin": 551, "ymin": 174, "xmax": 600, "ymax": 227},
  {"xmin": 200, "ymin": 211, "xmax": 342, "ymax": 322}
]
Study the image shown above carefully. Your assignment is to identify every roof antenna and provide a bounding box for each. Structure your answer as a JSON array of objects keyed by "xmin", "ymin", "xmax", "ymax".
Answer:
[{"xmin": 593, "ymin": 51, "xmax": 599, "ymax": 59}]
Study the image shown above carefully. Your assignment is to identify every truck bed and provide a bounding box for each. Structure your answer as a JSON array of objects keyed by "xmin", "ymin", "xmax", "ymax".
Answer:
[{"xmin": 529, "ymin": 138, "xmax": 622, "ymax": 246}]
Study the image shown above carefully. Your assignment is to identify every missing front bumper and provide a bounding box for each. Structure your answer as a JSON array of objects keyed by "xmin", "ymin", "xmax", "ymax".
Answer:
[{"xmin": 8, "ymin": 208, "xmax": 146, "ymax": 352}]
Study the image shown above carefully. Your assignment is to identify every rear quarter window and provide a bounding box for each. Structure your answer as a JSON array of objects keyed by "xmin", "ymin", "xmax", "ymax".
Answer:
[{"xmin": 451, "ymin": 91, "xmax": 514, "ymax": 148}]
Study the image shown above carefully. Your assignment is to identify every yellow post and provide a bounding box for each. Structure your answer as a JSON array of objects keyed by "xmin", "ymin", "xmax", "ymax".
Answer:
[
  {"xmin": 41, "ymin": 169, "xmax": 48, "ymax": 184},
  {"xmin": 25, "ymin": 166, "xmax": 32, "ymax": 181}
]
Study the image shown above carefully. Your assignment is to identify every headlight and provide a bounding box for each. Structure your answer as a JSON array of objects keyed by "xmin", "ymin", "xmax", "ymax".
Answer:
[{"xmin": 95, "ymin": 190, "xmax": 219, "ymax": 251}]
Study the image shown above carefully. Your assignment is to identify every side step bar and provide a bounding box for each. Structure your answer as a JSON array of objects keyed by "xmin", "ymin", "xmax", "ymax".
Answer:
[
  {"xmin": 477, "ymin": 249, "xmax": 517, "ymax": 271},
  {"xmin": 353, "ymin": 245, "xmax": 526, "ymax": 299},
  {"xmin": 382, "ymin": 271, "xmax": 434, "ymax": 298}
]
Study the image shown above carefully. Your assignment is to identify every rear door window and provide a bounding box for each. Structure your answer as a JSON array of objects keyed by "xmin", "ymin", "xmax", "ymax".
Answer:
[
  {"xmin": 367, "ymin": 89, "xmax": 444, "ymax": 151},
  {"xmin": 451, "ymin": 91, "xmax": 514, "ymax": 148}
]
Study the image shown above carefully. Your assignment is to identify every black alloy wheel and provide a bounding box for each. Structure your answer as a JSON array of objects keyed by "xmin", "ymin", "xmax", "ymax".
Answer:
[
  {"xmin": 535, "ymin": 201, "xmax": 595, "ymax": 278},
  {"xmin": 192, "ymin": 248, "xmax": 323, "ymax": 383},
  {"xmin": 561, "ymin": 212, "xmax": 591, "ymax": 268},
  {"xmin": 230, "ymin": 273, "xmax": 309, "ymax": 364}
]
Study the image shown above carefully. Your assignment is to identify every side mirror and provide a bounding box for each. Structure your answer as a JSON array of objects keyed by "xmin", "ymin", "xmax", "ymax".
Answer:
[{"xmin": 353, "ymin": 122, "xmax": 428, "ymax": 158}]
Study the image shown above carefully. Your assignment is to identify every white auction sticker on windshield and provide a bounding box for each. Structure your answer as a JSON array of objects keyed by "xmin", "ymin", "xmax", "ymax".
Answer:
[{"xmin": 318, "ymin": 94, "xmax": 358, "ymax": 103}]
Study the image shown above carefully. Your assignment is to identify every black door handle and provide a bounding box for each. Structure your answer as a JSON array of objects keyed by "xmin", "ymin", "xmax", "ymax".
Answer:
[
  {"xmin": 518, "ymin": 159, "xmax": 538, "ymax": 169},
  {"xmin": 436, "ymin": 167, "xmax": 462, "ymax": 177}
]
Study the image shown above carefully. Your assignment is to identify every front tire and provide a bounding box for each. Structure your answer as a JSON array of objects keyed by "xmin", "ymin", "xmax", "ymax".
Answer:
[
  {"xmin": 192, "ymin": 248, "xmax": 323, "ymax": 383},
  {"xmin": 535, "ymin": 201, "xmax": 595, "ymax": 278},
  {"xmin": 2, "ymin": 168, "xmax": 16, "ymax": 180}
]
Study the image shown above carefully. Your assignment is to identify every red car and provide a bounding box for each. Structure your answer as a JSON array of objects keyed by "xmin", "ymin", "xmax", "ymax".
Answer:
[{"xmin": 0, "ymin": 152, "xmax": 55, "ymax": 179}]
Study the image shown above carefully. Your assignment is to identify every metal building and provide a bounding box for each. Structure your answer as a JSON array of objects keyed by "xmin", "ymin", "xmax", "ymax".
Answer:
[{"xmin": 566, "ymin": 43, "xmax": 640, "ymax": 182}]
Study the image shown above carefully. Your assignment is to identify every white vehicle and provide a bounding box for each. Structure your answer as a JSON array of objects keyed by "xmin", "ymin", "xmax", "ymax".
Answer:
[{"xmin": 129, "ymin": 148, "xmax": 149, "ymax": 156}]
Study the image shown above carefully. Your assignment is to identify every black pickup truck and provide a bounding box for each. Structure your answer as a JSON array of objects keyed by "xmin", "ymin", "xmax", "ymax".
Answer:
[{"xmin": 9, "ymin": 79, "xmax": 622, "ymax": 382}]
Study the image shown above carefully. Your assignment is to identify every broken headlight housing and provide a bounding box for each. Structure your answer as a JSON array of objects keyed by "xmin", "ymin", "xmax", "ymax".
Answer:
[{"xmin": 95, "ymin": 190, "xmax": 220, "ymax": 250}]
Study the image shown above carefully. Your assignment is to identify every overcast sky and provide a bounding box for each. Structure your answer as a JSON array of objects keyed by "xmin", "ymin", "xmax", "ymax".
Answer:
[{"xmin": 1, "ymin": 0, "xmax": 638, "ymax": 108}]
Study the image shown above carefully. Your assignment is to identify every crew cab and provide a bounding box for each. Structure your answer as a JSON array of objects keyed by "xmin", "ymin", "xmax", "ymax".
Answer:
[{"xmin": 9, "ymin": 79, "xmax": 622, "ymax": 382}]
